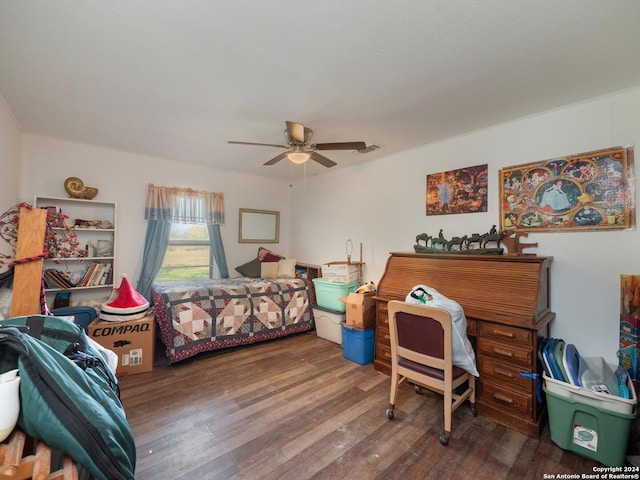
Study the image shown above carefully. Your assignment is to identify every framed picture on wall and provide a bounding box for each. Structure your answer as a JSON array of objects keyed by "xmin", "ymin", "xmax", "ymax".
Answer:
[
  {"xmin": 426, "ymin": 164, "xmax": 488, "ymax": 215},
  {"xmin": 499, "ymin": 145, "xmax": 635, "ymax": 232}
]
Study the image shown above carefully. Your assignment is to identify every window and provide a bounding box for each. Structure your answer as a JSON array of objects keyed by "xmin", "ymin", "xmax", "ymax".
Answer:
[{"xmin": 156, "ymin": 223, "xmax": 217, "ymax": 281}]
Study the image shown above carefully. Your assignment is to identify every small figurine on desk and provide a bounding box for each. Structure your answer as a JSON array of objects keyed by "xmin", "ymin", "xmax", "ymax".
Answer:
[
  {"xmin": 501, "ymin": 231, "xmax": 538, "ymax": 256},
  {"xmin": 413, "ymin": 226, "xmax": 504, "ymax": 255}
]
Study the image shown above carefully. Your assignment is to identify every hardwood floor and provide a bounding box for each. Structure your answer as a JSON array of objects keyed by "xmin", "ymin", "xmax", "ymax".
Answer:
[{"xmin": 119, "ymin": 332, "xmax": 602, "ymax": 480}]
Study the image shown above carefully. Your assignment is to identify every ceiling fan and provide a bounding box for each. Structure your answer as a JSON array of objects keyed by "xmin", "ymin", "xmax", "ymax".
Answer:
[{"xmin": 228, "ymin": 121, "xmax": 367, "ymax": 168}]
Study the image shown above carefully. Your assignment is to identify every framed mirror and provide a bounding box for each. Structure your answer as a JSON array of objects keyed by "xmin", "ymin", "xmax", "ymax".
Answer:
[{"xmin": 238, "ymin": 208, "xmax": 280, "ymax": 243}]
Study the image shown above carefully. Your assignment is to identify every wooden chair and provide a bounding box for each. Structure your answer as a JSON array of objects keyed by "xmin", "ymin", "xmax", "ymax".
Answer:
[{"xmin": 385, "ymin": 300, "xmax": 476, "ymax": 445}]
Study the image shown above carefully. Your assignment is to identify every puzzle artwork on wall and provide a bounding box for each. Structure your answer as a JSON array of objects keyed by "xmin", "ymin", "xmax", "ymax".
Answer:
[
  {"xmin": 426, "ymin": 164, "xmax": 488, "ymax": 216},
  {"xmin": 499, "ymin": 145, "xmax": 635, "ymax": 232}
]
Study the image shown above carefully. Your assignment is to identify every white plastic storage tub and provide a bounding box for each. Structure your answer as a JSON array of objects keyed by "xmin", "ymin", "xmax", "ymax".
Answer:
[{"xmin": 312, "ymin": 306, "xmax": 344, "ymax": 344}]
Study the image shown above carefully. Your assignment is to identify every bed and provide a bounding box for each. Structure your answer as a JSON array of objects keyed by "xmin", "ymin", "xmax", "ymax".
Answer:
[{"xmin": 150, "ymin": 277, "xmax": 315, "ymax": 364}]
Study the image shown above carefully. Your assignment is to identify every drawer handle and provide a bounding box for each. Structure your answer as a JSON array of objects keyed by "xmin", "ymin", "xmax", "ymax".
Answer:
[
  {"xmin": 384, "ymin": 334, "xmax": 390, "ymax": 341},
  {"xmin": 493, "ymin": 392, "xmax": 514, "ymax": 404},
  {"xmin": 494, "ymin": 367, "xmax": 514, "ymax": 378},
  {"xmin": 492, "ymin": 329, "xmax": 515, "ymax": 338},
  {"xmin": 492, "ymin": 347, "xmax": 514, "ymax": 357}
]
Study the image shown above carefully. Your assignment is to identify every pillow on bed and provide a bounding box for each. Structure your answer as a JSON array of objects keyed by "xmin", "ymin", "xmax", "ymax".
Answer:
[
  {"xmin": 277, "ymin": 258, "xmax": 297, "ymax": 278},
  {"xmin": 235, "ymin": 257, "xmax": 262, "ymax": 278},
  {"xmin": 258, "ymin": 247, "xmax": 285, "ymax": 262},
  {"xmin": 261, "ymin": 261, "xmax": 279, "ymax": 278}
]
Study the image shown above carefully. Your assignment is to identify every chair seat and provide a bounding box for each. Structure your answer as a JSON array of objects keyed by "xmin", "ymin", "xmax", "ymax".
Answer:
[{"xmin": 399, "ymin": 357, "xmax": 468, "ymax": 381}]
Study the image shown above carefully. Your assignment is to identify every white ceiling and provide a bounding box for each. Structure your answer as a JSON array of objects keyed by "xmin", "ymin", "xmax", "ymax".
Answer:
[{"xmin": 1, "ymin": 1, "xmax": 640, "ymax": 180}]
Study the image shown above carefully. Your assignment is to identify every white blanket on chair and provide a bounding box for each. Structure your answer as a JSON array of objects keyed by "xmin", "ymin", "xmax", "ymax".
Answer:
[{"xmin": 405, "ymin": 285, "xmax": 479, "ymax": 377}]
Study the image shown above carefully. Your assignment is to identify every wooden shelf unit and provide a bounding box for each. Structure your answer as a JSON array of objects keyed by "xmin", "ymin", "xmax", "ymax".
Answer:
[{"xmin": 34, "ymin": 196, "xmax": 117, "ymax": 304}]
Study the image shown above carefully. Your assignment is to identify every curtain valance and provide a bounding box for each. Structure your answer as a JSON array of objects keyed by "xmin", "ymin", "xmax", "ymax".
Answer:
[{"xmin": 144, "ymin": 184, "xmax": 224, "ymax": 224}]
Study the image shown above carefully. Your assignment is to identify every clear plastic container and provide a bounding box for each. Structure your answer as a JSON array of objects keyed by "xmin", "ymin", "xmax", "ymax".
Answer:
[{"xmin": 578, "ymin": 356, "xmax": 619, "ymax": 397}]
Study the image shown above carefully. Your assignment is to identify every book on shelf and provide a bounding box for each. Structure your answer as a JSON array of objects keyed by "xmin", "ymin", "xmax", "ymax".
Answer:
[
  {"xmin": 43, "ymin": 270, "xmax": 62, "ymax": 289},
  {"xmin": 45, "ymin": 262, "xmax": 112, "ymax": 289},
  {"xmin": 44, "ymin": 269, "xmax": 72, "ymax": 289},
  {"xmin": 79, "ymin": 264, "xmax": 92, "ymax": 287},
  {"xmin": 80, "ymin": 262, "xmax": 99, "ymax": 287},
  {"xmin": 99, "ymin": 263, "xmax": 112, "ymax": 285},
  {"xmin": 89, "ymin": 263, "xmax": 105, "ymax": 286}
]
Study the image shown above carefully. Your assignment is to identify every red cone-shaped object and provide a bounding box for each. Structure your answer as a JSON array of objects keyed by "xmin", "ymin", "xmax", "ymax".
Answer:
[
  {"xmin": 99, "ymin": 274, "xmax": 150, "ymax": 322},
  {"xmin": 106, "ymin": 275, "xmax": 148, "ymax": 308}
]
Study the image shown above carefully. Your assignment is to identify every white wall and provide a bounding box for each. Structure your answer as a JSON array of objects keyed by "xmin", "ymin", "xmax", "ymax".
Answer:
[
  {"xmin": 19, "ymin": 135, "xmax": 292, "ymax": 289},
  {"xmin": 10, "ymin": 86, "xmax": 640, "ymax": 363},
  {"xmin": 0, "ymin": 94, "xmax": 21, "ymax": 209},
  {"xmin": 290, "ymin": 86, "xmax": 640, "ymax": 364}
]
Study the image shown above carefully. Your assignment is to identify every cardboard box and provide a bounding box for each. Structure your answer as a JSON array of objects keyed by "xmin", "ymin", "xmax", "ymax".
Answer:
[
  {"xmin": 342, "ymin": 292, "xmax": 376, "ymax": 330},
  {"xmin": 88, "ymin": 313, "xmax": 155, "ymax": 376},
  {"xmin": 620, "ymin": 274, "xmax": 640, "ymax": 389},
  {"xmin": 321, "ymin": 263, "xmax": 360, "ymax": 282}
]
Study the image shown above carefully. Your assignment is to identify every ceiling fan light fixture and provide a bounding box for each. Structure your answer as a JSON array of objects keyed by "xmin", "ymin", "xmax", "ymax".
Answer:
[
  {"xmin": 228, "ymin": 121, "xmax": 366, "ymax": 168},
  {"xmin": 287, "ymin": 151, "xmax": 310, "ymax": 164}
]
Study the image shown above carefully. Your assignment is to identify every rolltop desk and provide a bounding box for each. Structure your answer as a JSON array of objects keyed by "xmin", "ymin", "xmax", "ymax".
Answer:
[{"xmin": 373, "ymin": 252, "xmax": 554, "ymax": 437}]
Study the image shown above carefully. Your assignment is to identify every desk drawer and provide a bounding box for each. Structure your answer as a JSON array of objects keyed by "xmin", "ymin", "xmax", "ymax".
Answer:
[
  {"xmin": 478, "ymin": 338, "xmax": 532, "ymax": 368},
  {"xmin": 376, "ymin": 303, "xmax": 389, "ymax": 329},
  {"xmin": 479, "ymin": 381, "xmax": 532, "ymax": 418},
  {"xmin": 376, "ymin": 326, "xmax": 391, "ymax": 348},
  {"xmin": 479, "ymin": 356, "xmax": 533, "ymax": 393},
  {"xmin": 375, "ymin": 342, "xmax": 392, "ymax": 365},
  {"xmin": 479, "ymin": 322, "xmax": 532, "ymax": 347}
]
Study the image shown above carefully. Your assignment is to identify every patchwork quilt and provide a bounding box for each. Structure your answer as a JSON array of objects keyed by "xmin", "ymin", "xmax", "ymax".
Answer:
[{"xmin": 151, "ymin": 277, "xmax": 314, "ymax": 363}]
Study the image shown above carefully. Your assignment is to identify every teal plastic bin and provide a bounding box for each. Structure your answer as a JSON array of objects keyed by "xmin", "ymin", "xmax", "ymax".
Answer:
[{"xmin": 312, "ymin": 278, "xmax": 359, "ymax": 312}]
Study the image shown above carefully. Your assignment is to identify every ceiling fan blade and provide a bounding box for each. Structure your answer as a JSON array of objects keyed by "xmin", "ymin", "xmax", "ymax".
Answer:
[
  {"xmin": 264, "ymin": 152, "xmax": 288, "ymax": 166},
  {"xmin": 310, "ymin": 151, "xmax": 337, "ymax": 168},
  {"xmin": 313, "ymin": 141, "xmax": 367, "ymax": 151},
  {"xmin": 228, "ymin": 141, "xmax": 288, "ymax": 148},
  {"xmin": 285, "ymin": 121, "xmax": 306, "ymax": 144}
]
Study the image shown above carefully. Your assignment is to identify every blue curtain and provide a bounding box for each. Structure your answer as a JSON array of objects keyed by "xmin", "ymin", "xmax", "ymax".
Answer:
[
  {"xmin": 207, "ymin": 223, "xmax": 229, "ymax": 278},
  {"xmin": 136, "ymin": 220, "xmax": 172, "ymax": 301}
]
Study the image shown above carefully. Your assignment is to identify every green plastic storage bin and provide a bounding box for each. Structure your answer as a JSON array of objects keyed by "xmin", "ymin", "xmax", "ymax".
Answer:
[
  {"xmin": 543, "ymin": 384, "xmax": 636, "ymax": 467},
  {"xmin": 312, "ymin": 278, "xmax": 359, "ymax": 312}
]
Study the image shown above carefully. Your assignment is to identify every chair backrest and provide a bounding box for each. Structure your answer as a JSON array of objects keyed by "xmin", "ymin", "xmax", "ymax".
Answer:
[{"xmin": 388, "ymin": 300, "xmax": 453, "ymax": 373}]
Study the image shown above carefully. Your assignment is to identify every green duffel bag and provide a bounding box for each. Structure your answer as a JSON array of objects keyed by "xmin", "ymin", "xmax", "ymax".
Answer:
[{"xmin": 0, "ymin": 316, "xmax": 136, "ymax": 480}]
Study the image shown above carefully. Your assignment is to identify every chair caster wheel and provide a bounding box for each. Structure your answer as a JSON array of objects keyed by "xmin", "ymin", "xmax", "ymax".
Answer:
[
  {"xmin": 414, "ymin": 385, "xmax": 423, "ymax": 395},
  {"xmin": 386, "ymin": 408, "xmax": 394, "ymax": 420},
  {"xmin": 439, "ymin": 434, "xmax": 449, "ymax": 446}
]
